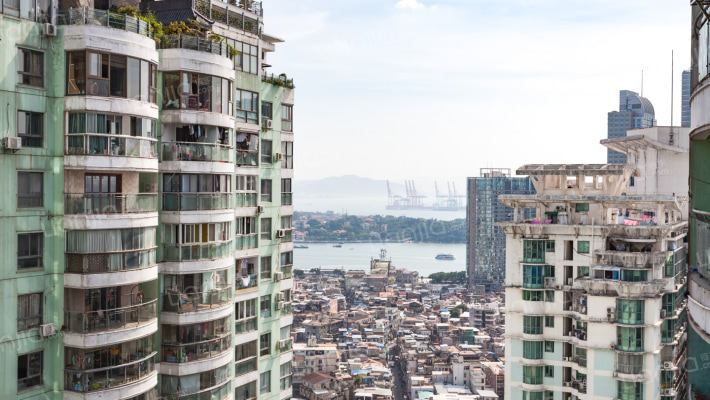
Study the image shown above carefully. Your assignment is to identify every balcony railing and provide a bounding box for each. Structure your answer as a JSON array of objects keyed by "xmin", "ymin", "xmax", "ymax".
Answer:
[
  {"xmin": 235, "ymin": 151, "xmax": 258, "ymax": 166},
  {"xmin": 236, "ymin": 274, "xmax": 258, "ymax": 290},
  {"xmin": 235, "ymin": 317, "xmax": 257, "ymax": 334},
  {"xmin": 65, "ymin": 193, "xmax": 158, "ymax": 215},
  {"xmin": 163, "ymin": 193, "xmax": 234, "ymax": 212},
  {"xmin": 160, "ymin": 377, "xmax": 231, "ymax": 400},
  {"xmin": 66, "ymin": 249, "xmax": 157, "ymax": 273},
  {"xmin": 162, "ymin": 334, "xmax": 232, "ymax": 363},
  {"xmin": 236, "ymin": 193, "xmax": 258, "ymax": 207},
  {"xmin": 66, "ymin": 134, "xmax": 158, "ymax": 158},
  {"xmin": 64, "ymin": 299, "xmax": 157, "ymax": 333},
  {"xmin": 616, "ymin": 362, "xmax": 643, "ymax": 375},
  {"xmin": 235, "ymin": 234, "xmax": 258, "ymax": 250},
  {"xmin": 162, "ymin": 142, "xmax": 233, "ymax": 163},
  {"xmin": 281, "ymin": 230, "xmax": 293, "ymax": 242},
  {"xmin": 235, "ymin": 357, "xmax": 257, "ymax": 377},
  {"xmin": 571, "ymin": 355, "xmax": 587, "ymax": 367},
  {"xmin": 194, "ymin": 0, "xmax": 262, "ymax": 33},
  {"xmin": 161, "ymin": 34, "xmax": 234, "ymax": 60},
  {"xmin": 162, "ymin": 286, "xmax": 233, "ymax": 313},
  {"xmin": 282, "ymin": 266, "xmax": 293, "ymax": 279},
  {"xmin": 65, "ymin": 352, "xmax": 156, "ymax": 393},
  {"xmin": 262, "ymin": 73, "xmax": 295, "ymax": 89},
  {"xmin": 57, "ymin": 7, "xmax": 154, "ymax": 37},
  {"xmin": 162, "ymin": 241, "xmax": 232, "ymax": 262},
  {"xmin": 281, "ymin": 192, "xmax": 293, "ymax": 206}
]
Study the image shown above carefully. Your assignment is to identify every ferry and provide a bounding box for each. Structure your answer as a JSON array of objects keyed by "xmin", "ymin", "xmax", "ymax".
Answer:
[
  {"xmin": 435, "ymin": 253, "xmax": 456, "ymax": 260},
  {"xmin": 333, "ymin": 243, "xmax": 343, "ymax": 248},
  {"xmin": 294, "ymin": 244, "xmax": 309, "ymax": 249}
]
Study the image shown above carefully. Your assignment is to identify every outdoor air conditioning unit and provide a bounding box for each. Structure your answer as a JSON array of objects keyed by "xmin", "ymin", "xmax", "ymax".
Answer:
[
  {"xmin": 3, "ymin": 137, "xmax": 22, "ymax": 150},
  {"xmin": 273, "ymin": 152, "xmax": 284, "ymax": 162},
  {"xmin": 612, "ymin": 371, "xmax": 618, "ymax": 377},
  {"xmin": 661, "ymin": 309, "xmax": 667, "ymax": 318},
  {"xmin": 610, "ymin": 344, "xmax": 617, "ymax": 350},
  {"xmin": 663, "ymin": 361, "xmax": 673, "ymax": 369},
  {"xmin": 279, "ymin": 292, "xmax": 286, "ymax": 301},
  {"xmin": 279, "ymin": 339, "xmax": 289, "ymax": 350},
  {"xmin": 40, "ymin": 323, "xmax": 56, "ymax": 337},
  {"xmin": 663, "ymin": 389, "xmax": 673, "ymax": 396},
  {"xmin": 563, "ymin": 382, "xmax": 571, "ymax": 387},
  {"xmin": 276, "ymin": 301, "xmax": 284, "ymax": 310},
  {"xmin": 256, "ymin": 205, "xmax": 264, "ymax": 213},
  {"xmin": 274, "ymin": 272, "xmax": 283, "ymax": 281},
  {"xmin": 681, "ymin": 277, "xmax": 687, "ymax": 284},
  {"xmin": 607, "ymin": 307, "xmax": 615, "ymax": 314},
  {"xmin": 262, "ymin": 119, "xmax": 273, "ymax": 130},
  {"xmin": 42, "ymin": 23, "xmax": 56, "ymax": 37},
  {"xmin": 277, "ymin": 229, "xmax": 286, "ymax": 238},
  {"xmin": 563, "ymin": 357, "xmax": 569, "ymax": 362}
]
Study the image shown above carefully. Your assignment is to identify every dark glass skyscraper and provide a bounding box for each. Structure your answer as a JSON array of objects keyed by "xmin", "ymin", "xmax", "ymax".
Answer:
[
  {"xmin": 607, "ymin": 90, "xmax": 657, "ymax": 164},
  {"xmin": 466, "ymin": 169, "xmax": 535, "ymax": 292}
]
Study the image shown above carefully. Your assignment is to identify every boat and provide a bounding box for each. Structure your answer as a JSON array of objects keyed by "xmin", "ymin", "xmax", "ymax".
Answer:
[
  {"xmin": 333, "ymin": 244, "xmax": 342, "ymax": 248},
  {"xmin": 294, "ymin": 244, "xmax": 309, "ymax": 249},
  {"xmin": 435, "ymin": 253, "xmax": 456, "ymax": 260}
]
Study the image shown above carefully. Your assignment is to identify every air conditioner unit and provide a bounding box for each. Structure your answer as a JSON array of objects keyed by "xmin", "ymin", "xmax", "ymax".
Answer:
[
  {"xmin": 681, "ymin": 277, "xmax": 687, "ymax": 284},
  {"xmin": 279, "ymin": 339, "xmax": 289, "ymax": 350},
  {"xmin": 42, "ymin": 23, "xmax": 57, "ymax": 37},
  {"xmin": 262, "ymin": 119, "xmax": 273, "ymax": 130},
  {"xmin": 610, "ymin": 344, "xmax": 616, "ymax": 350},
  {"xmin": 276, "ymin": 301, "xmax": 284, "ymax": 310},
  {"xmin": 273, "ymin": 152, "xmax": 284, "ymax": 162},
  {"xmin": 661, "ymin": 309, "xmax": 667, "ymax": 318},
  {"xmin": 545, "ymin": 277, "xmax": 555, "ymax": 288},
  {"xmin": 3, "ymin": 137, "xmax": 22, "ymax": 150},
  {"xmin": 562, "ymin": 382, "xmax": 571, "ymax": 387},
  {"xmin": 274, "ymin": 272, "xmax": 283, "ymax": 281},
  {"xmin": 612, "ymin": 371, "xmax": 618, "ymax": 377},
  {"xmin": 40, "ymin": 323, "xmax": 56, "ymax": 337},
  {"xmin": 567, "ymin": 278, "xmax": 573, "ymax": 286},
  {"xmin": 563, "ymin": 357, "xmax": 569, "ymax": 361},
  {"xmin": 664, "ymin": 389, "xmax": 673, "ymax": 395},
  {"xmin": 256, "ymin": 205, "xmax": 264, "ymax": 213},
  {"xmin": 279, "ymin": 292, "xmax": 286, "ymax": 301},
  {"xmin": 663, "ymin": 361, "xmax": 673, "ymax": 369},
  {"xmin": 277, "ymin": 229, "xmax": 286, "ymax": 238},
  {"xmin": 607, "ymin": 307, "xmax": 615, "ymax": 314}
]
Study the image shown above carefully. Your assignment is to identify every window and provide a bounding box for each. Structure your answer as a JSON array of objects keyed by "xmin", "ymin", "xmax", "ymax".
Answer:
[
  {"xmin": 236, "ymin": 217, "xmax": 256, "ymax": 235},
  {"xmin": 617, "ymin": 327, "xmax": 644, "ymax": 352},
  {"xmin": 17, "ymin": 351, "xmax": 42, "ymax": 391},
  {"xmin": 260, "ymin": 371, "xmax": 271, "ymax": 394},
  {"xmin": 545, "ymin": 291, "xmax": 554, "ymax": 302},
  {"xmin": 280, "ymin": 251, "xmax": 293, "ymax": 267},
  {"xmin": 622, "ymin": 270, "xmax": 647, "ymax": 282},
  {"xmin": 262, "ymin": 102, "xmax": 273, "ymax": 119},
  {"xmin": 522, "ymin": 341, "xmax": 543, "ymax": 359},
  {"xmin": 261, "ymin": 179, "xmax": 272, "ymax": 202},
  {"xmin": 616, "ymin": 353, "xmax": 644, "ymax": 374},
  {"xmin": 18, "ymin": 233, "xmax": 42, "ymax": 270},
  {"xmin": 523, "ymin": 316, "xmax": 543, "ymax": 335},
  {"xmin": 544, "ymin": 341, "xmax": 554, "ymax": 352},
  {"xmin": 523, "ymin": 240, "xmax": 545, "ymax": 263},
  {"xmin": 260, "ymin": 256, "xmax": 272, "ymax": 279},
  {"xmin": 234, "ymin": 41, "xmax": 258, "ymax": 74},
  {"xmin": 162, "ymin": 174, "xmax": 231, "ymax": 193},
  {"xmin": 282, "ymin": 105, "xmax": 293, "ymax": 132},
  {"xmin": 617, "ymin": 381, "xmax": 643, "ymax": 400},
  {"xmin": 522, "ymin": 290, "xmax": 543, "ymax": 302},
  {"xmin": 577, "ymin": 266, "xmax": 589, "ymax": 277},
  {"xmin": 282, "ymin": 141, "xmax": 293, "ymax": 169},
  {"xmin": 523, "ymin": 265, "xmax": 544, "ymax": 289},
  {"xmin": 578, "ymin": 241, "xmax": 590, "ymax": 254},
  {"xmin": 235, "ymin": 89, "xmax": 259, "ymax": 123},
  {"xmin": 17, "ymin": 172, "xmax": 43, "ymax": 208},
  {"xmin": 522, "ymin": 392, "xmax": 543, "ymax": 400},
  {"xmin": 281, "ymin": 216, "xmax": 292, "ymax": 230},
  {"xmin": 235, "ymin": 381, "xmax": 256, "ymax": 400},
  {"xmin": 260, "ymin": 295, "xmax": 271, "ymax": 318},
  {"xmin": 18, "ymin": 293, "xmax": 42, "ymax": 331},
  {"xmin": 545, "ymin": 240, "xmax": 555, "ymax": 252},
  {"xmin": 280, "ymin": 362, "xmax": 292, "ymax": 391},
  {"xmin": 18, "ymin": 48, "xmax": 43, "ymax": 87},
  {"xmin": 17, "ymin": 111, "xmax": 43, "ymax": 147},
  {"xmin": 629, "ymin": 176, "xmax": 635, "ymax": 187},
  {"xmin": 522, "ymin": 366, "xmax": 542, "ymax": 385},
  {"xmin": 260, "ymin": 218, "xmax": 271, "ymax": 240},
  {"xmin": 575, "ymin": 203, "xmax": 590, "ymax": 212},
  {"xmin": 260, "ymin": 333, "xmax": 271, "ymax": 356},
  {"xmin": 617, "ymin": 299, "xmax": 644, "ymax": 325},
  {"xmin": 545, "ymin": 316, "xmax": 554, "ymax": 328},
  {"xmin": 281, "ymin": 178, "xmax": 292, "ymax": 198},
  {"xmin": 544, "ymin": 365, "xmax": 554, "ymax": 378},
  {"xmin": 161, "ymin": 71, "xmax": 228, "ymax": 110},
  {"xmin": 261, "ymin": 140, "xmax": 272, "ymax": 164},
  {"xmin": 236, "ymin": 175, "xmax": 258, "ymax": 192}
]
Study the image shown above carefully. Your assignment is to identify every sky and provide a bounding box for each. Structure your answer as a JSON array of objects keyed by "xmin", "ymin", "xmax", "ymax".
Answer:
[{"xmin": 265, "ymin": 0, "xmax": 691, "ymax": 183}]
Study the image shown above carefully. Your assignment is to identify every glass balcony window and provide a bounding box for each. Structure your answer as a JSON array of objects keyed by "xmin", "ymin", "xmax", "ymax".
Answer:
[
  {"xmin": 162, "ymin": 141, "xmax": 232, "ymax": 163},
  {"xmin": 235, "ymin": 341, "xmax": 257, "ymax": 377},
  {"xmin": 523, "ymin": 341, "xmax": 543, "ymax": 359},
  {"xmin": 616, "ymin": 353, "xmax": 643, "ymax": 374},
  {"xmin": 522, "ymin": 366, "xmax": 543, "ymax": 385},
  {"xmin": 160, "ymin": 365, "xmax": 230, "ymax": 398},
  {"xmin": 523, "ymin": 316, "xmax": 543, "ymax": 335},
  {"xmin": 617, "ymin": 299, "xmax": 644, "ymax": 325},
  {"xmin": 617, "ymin": 327, "xmax": 644, "ymax": 352},
  {"xmin": 65, "ymin": 227, "xmax": 157, "ymax": 273},
  {"xmin": 162, "ymin": 286, "xmax": 232, "ymax": 313},
  {"xmin": 66, "ymin": 193, "xmax": 158, "ymax": 215},
  {"xmin": 64, "ymin": 299, "xmax": 156, "ymax": 334},
  {"xmin": 66, "ymin": 51, "xmax": 157, "ymax": 102},
  {"xmin": 163, "ymin": 72, "xmax": 232, "ymax": 115},
  {"xmin": 162, "ymin": 193, "xmax": 234, "ymax": 212},
  {"xmin": 523, "ymin": 240, "xmax": 546, "ymax": 263},
  {"xmin": 617, "ymin": 381, "xmax": 644, "ymax": 400}
]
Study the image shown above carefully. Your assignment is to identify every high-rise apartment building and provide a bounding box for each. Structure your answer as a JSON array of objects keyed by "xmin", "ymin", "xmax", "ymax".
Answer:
[
  {"xmin": 607, "ymin": 90, "xmax": 657, "ymax": 164},
  {"xmin": 0, "ymin": 1, "xmax": 295, "ymax": 399},
  {"xmin": 503, "ymin": 126, "xmax": 690, "ymax": 400},
  {"xmin": 466, "ymin": 168, "xmax": 535, "ymax": 292},
  {"xmin": 687, "ymin": 3, "xmax": 710, "ymax": 399},
  {"xmin": 682, "ymin": 69, "xmax": 691, "ymax": 128}
]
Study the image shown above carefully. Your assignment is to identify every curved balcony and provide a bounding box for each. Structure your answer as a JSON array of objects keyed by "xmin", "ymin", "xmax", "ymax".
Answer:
[
  {"xmin": 65, "ymin": 134, "xmax": 159, "ymax": 172},
  {"xmin": 65, "ymin": 249, "xmax": 158, "ymax": 288},
  {"xmin": 161, "ymin": 142, "xmax": 233, "ymax": 173},
  {"xmin": 162, "ymin": 286, "xmax": 233, "ymax": 314},
  {"xmin": 235, "ymin": 234, "xmax": 258, "ymax": 251},
  {"xmin": 58, "ymin": 8, "xmax": 154, "ymax": 37},
  {"xmin": 160, "ymin": 378, "xmax": 231, "ymax": 400},
  {"xmin": 163, "ymin": 241, "xmax": 232, "ymax": 262},
  {"xmin": 163, "ymin": 193, "xmax": 234, "ymax": 212},
  {"xmin": 65, "ymin": 299, "xmax": 157, "ymax": 334},
  {"xmin": 236, "ymin": 274, "xmax": 258, "ymax": 292},
  {"xmin": 235, "ymin": 151, "xmax": 258, "ymax": 167},
  {"xmin": 235, "ymin": 317, "xmax": 257, "ymax": 335},
  {"xmin": 65, "ymin": 352, "xmax": 156, "ymax": 393},
  {"xmin": 162, "ymin": 333, "xmax": 232, "ymax": 364},
  {"xmin": 66, "ymin": 193, "xmax": 158, "ymax": 215}
]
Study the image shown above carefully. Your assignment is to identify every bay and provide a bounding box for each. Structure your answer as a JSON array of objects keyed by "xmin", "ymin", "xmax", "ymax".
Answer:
[{"xmin": 292, "ymin": 242, "xmax": 467, "ymax": 277}]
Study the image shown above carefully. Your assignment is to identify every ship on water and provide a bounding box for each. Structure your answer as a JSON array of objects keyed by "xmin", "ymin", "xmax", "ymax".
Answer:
[{"xmin": 435, "ymin": 253, "xmax": 456, "ymax": 260}]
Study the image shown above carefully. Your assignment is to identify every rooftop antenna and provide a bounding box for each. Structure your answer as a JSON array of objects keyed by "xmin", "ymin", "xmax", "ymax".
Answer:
[{"xmin": 671, "ymin": 50, "xmax": 674, "ymax": 128}]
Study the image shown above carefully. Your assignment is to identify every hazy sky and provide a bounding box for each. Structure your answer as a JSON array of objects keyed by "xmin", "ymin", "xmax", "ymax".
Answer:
[{"xmin": 266, "ymin": 0, "xmax": 690, "ymax": 183}]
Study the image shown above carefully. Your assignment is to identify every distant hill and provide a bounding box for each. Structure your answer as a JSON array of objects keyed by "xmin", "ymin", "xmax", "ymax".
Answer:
[{"xmin": 295, "ymin": 175, "xmax": 402, "ymax": 198}]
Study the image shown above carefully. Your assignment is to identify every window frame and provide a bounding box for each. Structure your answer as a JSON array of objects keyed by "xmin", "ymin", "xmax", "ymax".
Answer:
[
  {"xmin": 260, "ymin": 295, "xmax": 271, "ymax": 318},
  {"xmin": 281, "ymin": 104, "xmax": 293, "ymax": 132},
  {"xmin": 17, "ymin": 171, "xmax": 43, "ymax": 209},
  {"xmin": 18, "ymin": 48, "xmax": 43, "ymax": 87},
  {"xmin": 578, "ymin": 240, "xmax": 590, "ymax": 254},
  {"xmin": 17, "ymin": 293, "xmax": 42, "ymax": 331},
  {"xmin": 17, "ymin": 232, "xmax": 43, "ymax": 270},
  {"xmin": 260, "ymin": 333, "xmax": 271, "ymax": 357},
  {"xmin": 17, "ymin": 350, "xmax": 43, "ymax": 391},
  {"xmin": 260, "ymin": 256, "xmax": 272, "ymax": 280},
  {"xmin": 260, "ymin": 179, "xmax": 272, "ymax": 202},
  {"xmin": 260, "ymin": 218, "xmax": 271, "ymax": 240},
  {"xmin": 17, "ymin": 111, "xmax": 43, "ymax": 147}
]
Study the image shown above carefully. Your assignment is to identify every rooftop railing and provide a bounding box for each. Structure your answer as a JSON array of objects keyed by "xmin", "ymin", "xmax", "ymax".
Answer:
[
  {"xmin": 57, "ymin": 7, "xmax": 154, "ymax": 37},
  {"xmin": 262, "ymin": 73, "xmax": 295, "ymax": 89},
  {"xmin": 194, "ymin": 0, "xmax": 262, "ymax": 34},
  {"xmin": 161, "ymin": 34, "xmax": 233, "ymax": 59}
]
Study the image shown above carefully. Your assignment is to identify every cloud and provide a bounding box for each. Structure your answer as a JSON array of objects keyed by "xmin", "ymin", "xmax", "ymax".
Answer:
[{"xmin": 396, "ymin": 0, "xmax": 425, "ymax": 10}]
